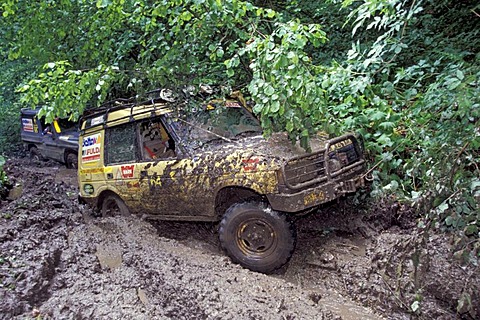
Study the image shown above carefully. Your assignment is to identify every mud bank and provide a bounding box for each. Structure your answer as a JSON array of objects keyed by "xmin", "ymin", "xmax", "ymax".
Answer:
[{"xmin": 0, "ymin": 157, "xmax": 478, "ymax": 319}]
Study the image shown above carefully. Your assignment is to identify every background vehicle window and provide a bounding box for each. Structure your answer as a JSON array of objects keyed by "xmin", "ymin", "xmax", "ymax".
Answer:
[
  {"xmin": 105, "ymin": 123, "xmax": 137, "ymax": 164},
  {"xmin": 55, "ymin": 118, "xmax": 77, "ymax": 132}
]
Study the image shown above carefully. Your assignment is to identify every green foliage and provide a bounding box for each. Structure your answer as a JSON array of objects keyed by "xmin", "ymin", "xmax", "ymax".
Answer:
[
  {"xmin": 0, "ymin": 57, "xmax": 35, "ymax": 153},
  {"xmin": 17, "ymin": 62, "xmax": 120, "ymax": 122},
  {"xmin": 1, "ymin": 0, "xmax": 479, "ymax": 247},
  {"xmin": 1, "ymin": 0, "xmax": 273, "ymax": 119},
  {"xmin": 230, "ymin": 20, "xmax": 327, "ymax": 147},
  {"xmin": 0, "ymin": 155, "xmax": 9, "ymax": 199},
  {"xmin": 0, "ymin": 156, "xmax": 7, "ymax": 182}
]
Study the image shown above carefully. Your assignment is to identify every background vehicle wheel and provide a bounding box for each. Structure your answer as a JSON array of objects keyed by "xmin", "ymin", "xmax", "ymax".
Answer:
[
  {"xmin": 30, "ymin": 147, "xmax": 42, "ymax": 161},
  {"xmin": 65, "ymin": 152, "xmax": 78, "ymax": 169},
  {"xmin": 219, "ymin": 201, "xmax": 296, "ymax": 274},
  {"xmin": 101, "ymin": 194, "xmax": 130, "ymax": 217}
]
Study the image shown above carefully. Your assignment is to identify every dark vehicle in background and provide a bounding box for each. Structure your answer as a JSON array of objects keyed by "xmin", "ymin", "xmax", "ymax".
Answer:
[{"xmin": 20, "ymin": 108, "xmax": 79, "ymax": 168}]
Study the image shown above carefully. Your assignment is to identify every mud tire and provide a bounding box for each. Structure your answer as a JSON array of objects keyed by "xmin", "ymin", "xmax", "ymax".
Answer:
[
  {"xmin": 101, "ymin": 194, "xmax": 130, "ymax": 217},
  {"xmin": 219, "ymin": 201, "xmax": 296, "ymax": 274},
  {"xmin": 30, "ymin": 146, "xmax": 42, "ymax": 161},
  {"xmin": 65, "ymin": 152, "xmax": 78, "ymax": 169}
]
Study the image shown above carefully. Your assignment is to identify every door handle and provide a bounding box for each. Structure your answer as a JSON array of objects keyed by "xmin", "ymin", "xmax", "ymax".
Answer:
[
  {"xmin": 140, "ymin": 170, "xmax": 147, "ymax": 178},
  {"xmin": 107, "ymin": 173, "xmax": 113, "ymax": 179}
]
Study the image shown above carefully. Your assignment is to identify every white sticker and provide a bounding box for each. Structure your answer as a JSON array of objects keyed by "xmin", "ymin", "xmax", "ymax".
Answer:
[{"xmin": 81, "ymin": 133, "xmax": 102, "ymax": 162}]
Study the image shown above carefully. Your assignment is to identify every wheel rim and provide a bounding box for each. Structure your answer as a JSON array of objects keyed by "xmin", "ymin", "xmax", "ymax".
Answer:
[{"xmin": 236, "ymin": 218, "xmax": 277, "ymax": 257}]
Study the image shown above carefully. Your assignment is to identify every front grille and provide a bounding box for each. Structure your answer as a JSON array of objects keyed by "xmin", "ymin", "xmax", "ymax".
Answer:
[
  {"xmin": 328, "ymin": 143, "xmax": 359, "ymax": 169},
  {"xmin": 284, "ymin": 153, "xmax": 326, "ymax": 187},
  {"xmin": 282, "ymin": 136, "xmax": 364, "ymax": 190}
]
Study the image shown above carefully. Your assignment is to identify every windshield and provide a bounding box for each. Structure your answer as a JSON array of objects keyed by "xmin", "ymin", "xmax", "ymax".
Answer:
[
  {"xmin": 168, "ymin": 102, "xmax": 262, "ymax": 148},
  {"xmin": 55, "ymin": 118, "xmax": 78, "ymax": 132}
]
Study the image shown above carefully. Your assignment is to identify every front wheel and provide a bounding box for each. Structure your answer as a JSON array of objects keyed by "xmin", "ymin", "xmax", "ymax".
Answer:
[
  {"xmin": 65, "ymin": 152, "xmax": 78, "ymax": 169},
  {"xmin": 101, "ymin": 194, "xmax": 130, "ymax": 217},
  {"xmin": 219, "ymin": 201, "xmax": 296, "ymax": 273},
  {"xmin": 30, "ymin": 146, "xmax": 42, "ymax": 161}
]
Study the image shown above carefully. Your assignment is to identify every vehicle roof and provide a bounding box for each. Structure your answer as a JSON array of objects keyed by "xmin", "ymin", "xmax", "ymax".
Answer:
[
  {"xmin": 21, "ymin": 107, "xmax": 42, "ymax": 117},
  {"xmin": 80, "ymin": 100, "xmax": 172, "ymax": 132},
  {"xmin": 80, "ymin": 88, "xmax": 249, "ymax": 133}
]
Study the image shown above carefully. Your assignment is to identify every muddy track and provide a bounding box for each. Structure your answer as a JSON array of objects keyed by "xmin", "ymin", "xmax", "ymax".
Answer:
[{"xmin": 1, "ymin": 157, "xmax": 478, "ymax": 319}]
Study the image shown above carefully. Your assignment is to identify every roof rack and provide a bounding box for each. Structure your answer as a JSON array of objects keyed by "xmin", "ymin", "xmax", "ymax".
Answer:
[{"xmin": 79, "ymin": 96, "xmax": 171, "ymax": 133}]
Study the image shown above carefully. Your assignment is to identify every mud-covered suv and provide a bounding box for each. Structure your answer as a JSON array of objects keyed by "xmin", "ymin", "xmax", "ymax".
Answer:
[
  {"xmin": 21, "ymin": 108, "xmax": 79, "ymax": 168},
  {"xmin": 78, "ymin": 98, "xmax": 366, "ymax": 273}
]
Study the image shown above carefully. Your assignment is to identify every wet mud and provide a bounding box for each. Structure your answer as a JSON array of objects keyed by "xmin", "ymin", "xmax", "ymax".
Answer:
[{"xmin": 1, "ymin": 156, "xmax": 478, "ymax": 319}]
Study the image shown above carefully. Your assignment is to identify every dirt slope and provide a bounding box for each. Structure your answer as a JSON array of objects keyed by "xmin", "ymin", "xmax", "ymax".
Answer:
[{"xmin": 1, "ymin": 157, "xmax": 478, "ymax": 319}]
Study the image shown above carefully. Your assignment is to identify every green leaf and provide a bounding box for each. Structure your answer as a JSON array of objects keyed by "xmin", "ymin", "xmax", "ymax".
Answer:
[
  {"xmin": 264, "ymin": 86, "xmax": 275, "ymax": 96},
  {"xmin": 96, "ymin": 0, "xmax": 111, "ymax": 9},
  {"xmin": 464, "ymin": 225, "xmax": 478, "ymax": 236},
  {"xmin": 445, "ymin": 216, "xmax": 454, "ymax": 226},
  {"xmin": 437, "ymin": 202, "xmax": 449, "ymax": 213},
  {"xmin": 379, "ymin": 121, "xmax": 395, "ymax": 130},
  {"xmin": 411, "ymin": 300, "xmax": 420, "ymax": 313},
  {"xmin": 456, "ymin": 70, "xmax": 464, "ymax": 81},
  {"xmin": 252, "ymin": 104, "xmax": 263, "ymax": 114},
  {"xmin": 286, "ymin": 121, "xmax": 294, "ymax": 133},
  {"xmin": 471, "ymin": 180, "xmax": 480, "ymax": 190},
  {"xmin": 271, "ymin": 100, "xmax": 280, "ymax": 113}
]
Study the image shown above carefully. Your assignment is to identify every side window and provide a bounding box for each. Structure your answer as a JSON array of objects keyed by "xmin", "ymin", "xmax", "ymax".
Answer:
[
  {"xmin": 105, "ymin": 123, "xmax": 137, "ymax": 165},
  {"xmin": 140, "ymin": 118, "xmax": 176, "ymax": 160}
]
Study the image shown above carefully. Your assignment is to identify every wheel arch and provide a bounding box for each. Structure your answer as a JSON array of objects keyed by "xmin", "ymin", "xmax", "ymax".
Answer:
[
  {"xmin": 214, "ymin": 186, "xmax": 266, "ymax": 219},
  {"xmin": 96, "ymin": 189, "xmax": 121, "ymax": 211},
  {"xmin": 64, "ymin": 149, "xmax": 77, "ymax": 160}
]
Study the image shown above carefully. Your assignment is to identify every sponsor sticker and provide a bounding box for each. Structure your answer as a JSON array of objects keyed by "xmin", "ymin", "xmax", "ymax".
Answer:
[
  {"xmin": 127, "ymin": 181, "xmax": 140, "ymax": 189},
  {"xmin": 80, "ymin": 167, "xmax": 107, "ymax": 174},
  {"xmin": 82, "ymin": 133, "xmax": 102, "ymax": 163},
  {"xmin": 22, "ymin": 118, "xmax": 34, "ymax": 132},
  {"xmin": 121, "ymin": 165, "xmax": 135, "ymax": 178},
  {"xmin": 225, "ymin": 101, "xmax": 241, "ymax": 108},
  {"xmin": 304, "ymin": 190, "xmax": 325, "ymax": 206},
  {"xmin": 91, "ymin": 115, "xmax": 104, "ymax": 126},
  {"xmin": 242, "ymin": 158, "xmax": 260, "ymax": 171},
  {"xmin": 83, "ymin": 184, "xmax": 94, "ymax": 194}
]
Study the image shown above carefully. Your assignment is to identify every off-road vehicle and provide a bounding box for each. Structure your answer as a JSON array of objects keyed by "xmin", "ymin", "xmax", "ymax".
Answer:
[
  {"xmin": 78, "ymin": 96, "xmax": 366, "ymax": 273},
  {"xmin": 21, "ymin": 108, "xmax": 79, "ymax": 168}
]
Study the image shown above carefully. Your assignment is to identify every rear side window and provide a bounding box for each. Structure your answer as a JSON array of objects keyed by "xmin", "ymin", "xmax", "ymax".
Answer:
[{"xmin": 105, "ymin": 123, "xmax": 137, "ymax": 165}]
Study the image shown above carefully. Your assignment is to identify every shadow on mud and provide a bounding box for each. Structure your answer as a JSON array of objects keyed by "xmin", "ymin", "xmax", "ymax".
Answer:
[{"xmin": 150, "ymin": 220, "xmax": 222, "ymax": 255}]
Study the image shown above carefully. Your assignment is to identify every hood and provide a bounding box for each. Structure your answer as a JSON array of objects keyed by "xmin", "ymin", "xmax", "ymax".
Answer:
[
  {"xmin": 197, "ymin": 132, "xmax": 328, "ymax": 161},
  {"xmin": 58, "ymin": 130, "xmax": 80, "ymax": 146}
]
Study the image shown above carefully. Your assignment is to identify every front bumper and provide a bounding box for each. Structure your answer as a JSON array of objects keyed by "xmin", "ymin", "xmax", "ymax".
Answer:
[
  {"xmin": 266, "ymin": 175, "xmax": 365, "ymax": 213},
  {"xmin": 266, "ymin": 133, "xmax": 367, "ymax": 213}
]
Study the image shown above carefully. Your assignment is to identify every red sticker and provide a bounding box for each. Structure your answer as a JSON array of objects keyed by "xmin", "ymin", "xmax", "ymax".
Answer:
[
  {"xmin": 242, "ymin": 158, "xmax": 259, "ymax": 171},
  {"xmin": 121, "ymin": 165, "xmax": 135, "ymax": 178}
]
